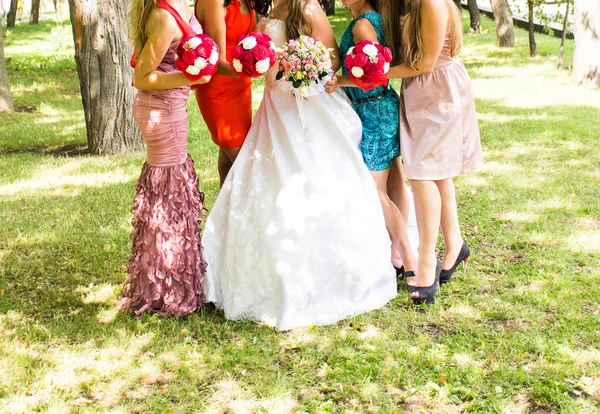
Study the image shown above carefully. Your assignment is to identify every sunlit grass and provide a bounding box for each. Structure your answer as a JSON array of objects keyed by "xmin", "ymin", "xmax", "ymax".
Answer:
[{"xmin": 0, "ymin": 6, "xmax": 599, "ymax": 413}]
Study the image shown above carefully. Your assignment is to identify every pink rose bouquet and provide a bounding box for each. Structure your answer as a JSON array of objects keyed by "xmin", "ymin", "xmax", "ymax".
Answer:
[{"xmin": 276, "ymin": 35, "xmax": 332, "ymax": 94}]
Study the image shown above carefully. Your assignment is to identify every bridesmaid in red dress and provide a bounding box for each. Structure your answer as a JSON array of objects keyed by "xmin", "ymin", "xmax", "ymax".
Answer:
[
  {"xmin": 194, "ymin": 0, "xmax": 268, "ymax": 187},
  {"xmin": 122, "ymin": 0, "xmax": 210, "ymax": 316}
]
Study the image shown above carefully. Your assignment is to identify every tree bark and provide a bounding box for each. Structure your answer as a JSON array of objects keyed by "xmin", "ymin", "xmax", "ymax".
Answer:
[
  {"xmin": 528, "ymin": 0, "xmax": 537, "ymax": 56},
  {"xmin": 557, "ymin": 0, "xmax": 570, "ymax": 69},
  {"xmin": 30, "ymin": 0, "xmax": 41, "ymax": 25},
  {"xmin": 67, "ymin": 0, "xmax": 143, "ymax": 154},
  {"xmin": 467, "ymin": 0, "xmax": 482, "ymax": 33},
  {"xmin": 320, "ymin": 0, "xmax": 335, "ymax": 16},
  {"xmin": 0, "ymin": 23, "xmax": 13, "ymax": 113},
  {"xmin": 7, "ymin": 0, "xmax": 17, "ymax": 27},
  {"xmin": 573, "ymin": 0, "xmax": 600, "ymax": 87},
  {"xmin": 490, "ymin": 0, "xmax": 515, "ymax": 47}
]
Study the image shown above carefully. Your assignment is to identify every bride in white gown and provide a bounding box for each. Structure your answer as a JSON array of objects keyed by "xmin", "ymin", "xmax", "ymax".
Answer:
[{"xmin": 202, "ymin": 0, "xmax": 417, "ymax": 330}]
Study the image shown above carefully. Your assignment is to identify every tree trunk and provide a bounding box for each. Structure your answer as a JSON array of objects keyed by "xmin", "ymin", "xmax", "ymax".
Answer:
[
  {"xmin": 467, "ymin": 0, "xmax": 482, "ymax": 33},
  {"xmin": 572, "ymin": 0, "xmax": 599, "ymax": 87},
  {"xmin": 528, "ymin": 0, "xmax": 537, "ymax": 56},
  {"xmin": 30, "ymin": 0, "xmax": 41, "ymax": 25},
  {"xmin": 320, "ymin": 0, "xmax": 335, "ymax": 16},
  {"xmin": 0, "ymin": 23, "xmax": 13, "ymax": 113},
  {"xmin": 7, "ymin": 0, "xmax": 17, "ymax": 27},
  {"xmin": 453, "ymin": 0, "xmax": 462, "ymax": 12},
  {"xmin": 557, "ymin": 0, "xmax": 570, "ymax": 69},
  {"xmin": 490, "ymin": 0, "xmax": 515, "ymax": 47},
  {"xmin": 67, "ymin": 0, "xmax": 142, "ymax": 154}
]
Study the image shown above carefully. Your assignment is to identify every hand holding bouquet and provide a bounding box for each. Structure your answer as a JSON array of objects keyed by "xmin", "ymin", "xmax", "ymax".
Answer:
[
  {"xmin": 276, "ymin": 35, "xmax": 332, "ymax": 94},
  {"xmin": 175, "ymin": 34, "xmax": 220, "ymax": 81},
  {"xmin": 344, "ymin": 40, "xmax": 392, "ymax": 91},
  {"xmin": 231, "ymin": 32, "xmax": 277, "ymax": 78}
]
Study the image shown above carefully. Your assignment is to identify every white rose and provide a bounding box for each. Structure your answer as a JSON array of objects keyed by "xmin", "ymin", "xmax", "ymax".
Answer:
[
  {"xmin": 209, "ymin": 50, "xmax": 219, "ymax": 65},
  {"xmin": 255, "ymin": 58, "xmax": 271, "ymax": 74},
  {"xmin": 241, "ymin": 36, "xmax": 258, "ymax": 50},
  {"xmin": 186, "ymin": 65, "xmax": 201, "ymax": 76},
  {"xmin": 363, "ymin": 43, "xmax": 378, "ymax": 57},
  {"xmin": 194, "ymin": 57, "xmax": 208, "ymax": 70},
  {"xmin": 233, "ymin": 59, "xmax": 243, "ymax": 72},
  {"xmin": 187, "ymin": 37, "xmax": 203, "ymax": 49},
  {"xmin": 347, "ymin": 46, "xmax": 355, "ymax": 55},
  {"xmin": 351, "ymin": 66, "xmax": 364, "ymax": 78},
  {"xmin": 383, "ymin": 62, "xmax": 390, "ymax": 73}
]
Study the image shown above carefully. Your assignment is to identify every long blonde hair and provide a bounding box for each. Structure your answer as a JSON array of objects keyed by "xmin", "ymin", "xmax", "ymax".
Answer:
[
  {"xmin": 285, "ymin": 0, "xmax": 311, "ymax": 40},
  {"xmin": 130, "ymin": 0, "xmax": 159, "ymax": 53},
  {"xmin": 381, "ymin": 0, "xmax": 462, "ymax": 69}
]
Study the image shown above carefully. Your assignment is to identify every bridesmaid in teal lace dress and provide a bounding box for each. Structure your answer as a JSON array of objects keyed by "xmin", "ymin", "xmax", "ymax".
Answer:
[{"xmin": 325, "ymin": 0, "xmax": 418, "ymax": 279}]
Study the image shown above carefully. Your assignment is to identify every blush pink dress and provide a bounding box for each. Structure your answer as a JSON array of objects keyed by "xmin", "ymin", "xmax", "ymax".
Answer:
[
  {"xmin": 121, "ymin": 2, "xmax": 207, "ymax": 317},
  {"xmin": 400, "ymin": 28, "xmax": 483, "ymax": 180}
]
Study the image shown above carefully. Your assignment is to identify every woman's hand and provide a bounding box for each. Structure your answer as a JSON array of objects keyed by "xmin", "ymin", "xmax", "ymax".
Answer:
[
  {"xmin": 195, "ymin": 75, "xmax": 213, "ymax": 85},
  {"xmin": 324, "ymin": 75, "xmax": 339, "ymax": 93}
]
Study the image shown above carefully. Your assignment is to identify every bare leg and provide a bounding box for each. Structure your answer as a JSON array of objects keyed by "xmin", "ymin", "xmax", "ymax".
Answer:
[
  {"xmin": 387, "ymin": 158, "xmax": 409, "ymax": 268},
  {"xmin": 217, "ymin": 146, "xmax": 241, "ymax": 188},
  {"xmin": 408, "ymin": 179, "xmax": 441, "ymax": 297},
  {"xmin": 371, "ymin": 169, "xmax": 417, "ymax": 272},
  {"xmin": 436, "ymin": 178, "xmax": 464, "ymax": 269}
]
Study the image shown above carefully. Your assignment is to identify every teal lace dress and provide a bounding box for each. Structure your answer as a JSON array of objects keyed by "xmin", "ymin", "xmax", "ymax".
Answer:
[{"xmin": 339, "ymin": 12, "xmax": 400, "ymax": 171}]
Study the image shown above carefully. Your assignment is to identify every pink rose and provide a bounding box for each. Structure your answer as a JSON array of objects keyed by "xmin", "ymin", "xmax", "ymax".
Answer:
[
  {"xmin": 365, "ymin": 63, "xmax": 384, "ymax": 78},
  {"xmin": 182, "ymin": 48, "xmax": 198, "ymax": 65},
  {"xmin": 175, "ymin": 58, "xmax": 188, "ymax": 72},
  {"xmin": 344, "ymin": 54, "xmax": 353, "ymax": 69},
  {"xmin": 253, "ymin": 44, "xmax": 269, "ymax": 61},
  {"xmin": 232, "ymin": 45, "xmax": 244, "ymax": 59},
  {"xmin": 242, "ymin": 64, "xmax": 256, "ymax": 76},
  {"xmin": 352, "ymin": 53, "xmax": 368, "ymax": 68},
  {"xmin": 354, "ymin": 43, "xmax": 365, "ymax": 54},
  {"xmin": 239, "ymin": 50, "xmax": 255, "ymax": 68},
  {"xmin": 383, "ymin": 47, "xmax": 392, "ymax": 62},
  {"xmin": 361, "ymin": 73, "xmax": 375, "ymax": 84},
  {"xmin": 202, "ymin": 63, "xmax": 217, "ymax": 76},
  {"xmin": 197, "ymin": 42, "xmax": 212, "ymax": 59}
]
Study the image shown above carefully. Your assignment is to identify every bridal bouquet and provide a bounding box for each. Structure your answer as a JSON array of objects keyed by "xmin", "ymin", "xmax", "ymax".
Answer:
[
  {"xmin": 276, "ymin": 35, "xmax": 332, "ymax": 95},
  {"xmin": 175, "ymin": 34, "xmax": 220, "ymax": 80},
  {"xmin": 344, "ymin": 40, "xmax": 392, "ymax": 91},
  {"xmin": 231, "ymin": 32, "xmax": 277, "ymax": 77}
]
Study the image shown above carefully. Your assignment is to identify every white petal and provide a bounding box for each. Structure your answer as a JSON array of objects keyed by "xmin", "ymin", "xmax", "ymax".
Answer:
[
  {"xmin": 186, "ymin": 65, "xmax": 201, "ymax": 75},
  {"xmin": 255, "ymin": 58, "xmax": 271, "ymax": 74},
  {"xmin": 241, "ymin": 36, "xmax": 258, "ymax": 50},
  {"xmin": 351, "ymin": 66, "xmax": 364, "ymax": 78}
]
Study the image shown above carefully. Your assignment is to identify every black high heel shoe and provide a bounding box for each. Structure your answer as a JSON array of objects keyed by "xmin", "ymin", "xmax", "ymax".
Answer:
[
  {"xmin": 394, "ymin": 266, "xmax": 405, "ymax": 279},
  {"xmin": 405, "ymin": 270, "xmax": 417, "ymax": 293},
  {"xmin": 410, "ymin": 260, "xmax": 442, "ymax": 305},
  {"xmin": 440, "ymin": 243, "xmax": 470, "ymax": 284}
]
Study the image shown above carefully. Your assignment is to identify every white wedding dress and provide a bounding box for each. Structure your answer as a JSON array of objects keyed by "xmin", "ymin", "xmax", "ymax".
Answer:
[{"xmin": 202, "ymin": 19, "xmax": 416, "ymax": 330}]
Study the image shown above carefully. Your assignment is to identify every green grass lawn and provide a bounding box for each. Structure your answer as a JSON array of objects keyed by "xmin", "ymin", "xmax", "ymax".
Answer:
[{"xmin": 1, "ymin": 8, "xmax": 600, "ymax": 413}]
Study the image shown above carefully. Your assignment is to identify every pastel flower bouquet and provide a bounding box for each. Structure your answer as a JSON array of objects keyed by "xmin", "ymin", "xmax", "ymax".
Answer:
[
  {"xmin": 344, "ymin": 40, "xmax": 393, "ymax": 91},
  {"xmin": 175, "ymin": 34, "xmax": 220, "ymax": 80},
  {"xmin": 276, "ymin": 35, "xmax": 332, "ymax": 95},
  {"xmin": 231, "ymin": 32, "xmax": 278, "ymax": 78}
]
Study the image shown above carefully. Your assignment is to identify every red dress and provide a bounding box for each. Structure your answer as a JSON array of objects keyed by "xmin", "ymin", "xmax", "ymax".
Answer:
[{"xmin": 194, "ymin": 1, "xmax": 256, "ymax": 149}]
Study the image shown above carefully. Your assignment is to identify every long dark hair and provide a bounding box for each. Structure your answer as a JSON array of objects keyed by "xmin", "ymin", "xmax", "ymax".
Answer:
[
  {"xmin": 224, "ymin": 0, "xmax": 271, "ymax": 15},
  {"xmin": 366, "ymin": 0, "xmax": 380, "ymax": 11}
]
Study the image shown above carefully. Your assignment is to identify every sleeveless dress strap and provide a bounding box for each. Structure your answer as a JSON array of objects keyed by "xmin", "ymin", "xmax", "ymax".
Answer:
[{"xmin": 156, "ymin": 0, "xmax": 197, "ymax": 36}]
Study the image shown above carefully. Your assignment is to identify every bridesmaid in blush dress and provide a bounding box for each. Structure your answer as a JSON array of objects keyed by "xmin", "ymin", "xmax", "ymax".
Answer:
[
  {"xmin": 121, "ymin": 0, "xmax": 210, "ymax": 317},
  {"xmin": 382, "ymin": 0, "xmax": 483, "ymax": 304},
  {"xmin": 194, "ymin": 0, "xmax": 269, "ymax": 187}
]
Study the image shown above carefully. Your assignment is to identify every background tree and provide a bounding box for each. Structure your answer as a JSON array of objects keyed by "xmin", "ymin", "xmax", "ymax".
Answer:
[
  {"xmin": 453, "ymin": 0, "xmax": 462, "ymax": 12},
  {"xmin": 528, "ymin": 0, "xmax": 537, "ymax": 56},
  {"xmin": 467, "ymin": 0, "xmax": 482, "ymax": 33},
  {"xmin": 490, "ymin": 0, "xmax": 515, "ymax": 47},
  {"xmin": 0, "ymin": 23, "xmax": 13, "ymax": 112},
  {"xmin": 67, "ymin": 0, "xmax": 142, "ymax": 154},
  {"xmin": 572, "ymin": 0, "xmax": 600, "ymax": 87},
  {"xmin": 557, "ymin": 0, "xmax": 571, "ymax": 69},
  {"xmin": 7, "ymin": 0, "xmax": 17, "ymax": 27},
  {"xmin": 319, "ymin": 0, "xmax": 335, "ymax": 16},
  {"xmin": 30, "ymin": 0, "xmax": 41, "ymax": 25}
]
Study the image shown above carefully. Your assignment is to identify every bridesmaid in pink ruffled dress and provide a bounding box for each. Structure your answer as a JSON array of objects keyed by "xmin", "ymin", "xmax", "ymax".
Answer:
[
  {"xmin": 121, "ymin": 0, "xmax": 211, "ymax": 316},
  {"xmin": 382, "ymin": 0, "xmax": 483, "ymax": 304}
]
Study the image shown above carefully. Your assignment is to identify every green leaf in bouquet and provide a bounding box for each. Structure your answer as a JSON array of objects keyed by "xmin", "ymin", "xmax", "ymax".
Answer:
[
  {"xmin": 275, "ymin": 72, "xmax": 283, "ymax": 81},
  {"xmin": 292, "ymin": 79, "xmax": 302, "ymax": 89}
]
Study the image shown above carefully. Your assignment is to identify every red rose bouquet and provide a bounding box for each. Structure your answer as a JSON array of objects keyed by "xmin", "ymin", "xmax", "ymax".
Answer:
[
  {"xmin": 175, "ymin": 34, "xmax": 220, "ymax": 80},
  {"xmin": 231, "ymin": 32, "xmax": 277, "ymax": 78},
  {"xmin": 344, "ymin": 40, "xmax": 393, "ymax": 91}
]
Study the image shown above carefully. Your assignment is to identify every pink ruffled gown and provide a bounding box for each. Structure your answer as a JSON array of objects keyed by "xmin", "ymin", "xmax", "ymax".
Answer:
[{"xmin": 121, "ymin": 6, "xmax": 206, "ymax": 317}]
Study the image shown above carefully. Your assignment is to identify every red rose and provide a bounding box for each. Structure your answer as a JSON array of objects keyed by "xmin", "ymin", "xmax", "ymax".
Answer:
[
  {"xmin": 175, "ymin": 58, "xmax": 188, "ymax": 72},
  {"xmin": 365, "ymin": 63, "xmax": 384, "ymax": 78},
  {"xmin": 182, "ymin": 48, "xmax": 198, "ymax": 65},
  {"xmin": 352, "ymin": 53, "xmax": 368, "ymax": 68},
  {"xmin": 268, "ymin": 48, "xmax": 276, "ymax": 61},
  {"xmin": 242, "ymin": 64, "xmax": 256, "ymax": 76},
  {"xmin": 344, "ymin": 54, "xmax": 354, "ymax": 69},
  {"xmin": 196, "ymin": 42, "xmax": 212, "ymax": 59},
  {"xmin": 239, "ymin": 50, "xmax": 255, "ymax": 68},
  {"xmin": 253, "ymin": 44, "xmax": 269, "ymax": 61},
  {"xmin": 354, "ymin": 43, "xmax": 365, "ymax": 54},
  {"xmin": 383, "ymin": 47, "xmax": 392, "ymax": 62},
  {"xmin": 232, "ymin": 45, "xmax": 244, "ymax": 59},
  {"xmin": 201, "ymin": 63, "xmax": 217, "ymax": 76},
  {"xmin": 375, "ymin": 43, "xmax": 384, "ymax": 53},
  {"xmin": 360, "ymin": 73, "xmax": 375, "ymax": 84}
]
